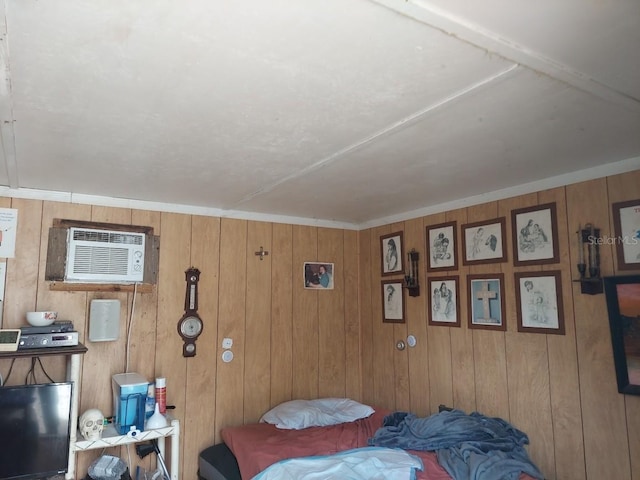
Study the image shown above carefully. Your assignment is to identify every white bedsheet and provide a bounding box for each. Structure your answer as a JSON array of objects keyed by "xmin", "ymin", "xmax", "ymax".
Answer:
[{"xmin": 251, "ymin": 446, "xmax": 423, "ymax": 480}]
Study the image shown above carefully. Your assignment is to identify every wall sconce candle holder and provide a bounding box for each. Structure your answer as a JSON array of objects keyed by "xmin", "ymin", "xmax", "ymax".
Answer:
[
  {"xmin": 403, "ymin": 249, "xmax": 420, "ymax": 297},
  {"xmin": 573, "ymin": 223, "xmax": 603, "ymax": 295}
]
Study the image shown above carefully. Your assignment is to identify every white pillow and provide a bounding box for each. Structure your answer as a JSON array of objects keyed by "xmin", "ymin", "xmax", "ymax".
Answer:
[{"xmin": 259, "ymin": 398, "xmax": 375, "ymax": 430}]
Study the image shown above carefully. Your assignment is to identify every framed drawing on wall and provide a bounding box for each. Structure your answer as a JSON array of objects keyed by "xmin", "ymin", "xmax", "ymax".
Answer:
[
  {"xmin": 428, "ymin": 276, "xmax": 460, "ymax": 327},
  {"xmin": 514, "ymin": 271, "xmax": 565, "ymax": 335},
  {"xmin": 382, "ymin": 280, "xmax": 405, "ymax": 323},
  {"xmin": 511, "ymin": 203, "xmax": 559, "ymax": 266},
  {"xmin": 603, "ymin": 275, "xmax": 640, "ymax": 395},
  {"xmin": 467, "ymin": 273, "xmax": 505, "ymax": 331},
  {"xmin": 380, "ymin": 231, "xmax": 404, "ymax": 276},
  {"xmin": 461, "ymin": 217, "xmax": 507, "ymax": 265},
  {"xmin": 426, "ymin": 221, "xmax": 457, "ymax": 271},
  {"xmin": 612, "ymin": 199, "xmax": 640, "ymax": 270}
]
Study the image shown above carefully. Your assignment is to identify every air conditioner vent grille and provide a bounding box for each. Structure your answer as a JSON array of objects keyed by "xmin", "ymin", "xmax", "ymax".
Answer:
[
  {"xmin": 72, "ymin": 229, "xmax": 144, "ymax": 246},
  {"xmin": 72, "ymin": 246, "xmax": 130, "ymax": 276}
]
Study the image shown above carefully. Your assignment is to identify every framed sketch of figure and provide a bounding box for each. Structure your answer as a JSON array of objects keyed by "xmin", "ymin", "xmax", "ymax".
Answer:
[
  {"xmin": 511, "ymin": 203, "xmax": 559, "ymax": 266},
  {"xmin": 428, "ymin": 276, "xmax": 460, "ymax": 327},
  {"xmin": 612, "ymin": 199, "xmax": 640, "ymax": 270},
  {"xmin": 461, "ymin": 218, "xmax": 507, "ymax": 265},
  {"xmin": 382, "ymin": 280, "xmax": 405, "ymax": 323},
  {"xmin": 380, "ymin": 231, "xmax": 404, "ymax": 276},
  {"xmin": 426, "ymin": 221, "xmax": 457, "ymax": 271},
  {"xmin": 515, "ymin": 271, "xmax": 564, "ymax": 335}
]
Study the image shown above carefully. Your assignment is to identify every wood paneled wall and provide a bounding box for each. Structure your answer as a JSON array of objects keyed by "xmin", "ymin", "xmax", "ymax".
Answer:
[
  {"xmin": 0, "ymin": 201, "xmax": 359, "ymax": 479},
  {"xmin": 360, "ymin": 170, "xmax": 640, "ymax": 480},
  {"xmin": 0, "ymin": 168, "xmax": 638, "ymax": 480}
]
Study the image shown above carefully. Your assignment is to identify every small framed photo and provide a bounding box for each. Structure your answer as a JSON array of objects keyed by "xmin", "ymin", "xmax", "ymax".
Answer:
[
  {"xmin": 426, "ymin": 221, "xmax": 457, "ymax": 271},
  {"xmin": 461, "ymin": 217, "xmax": 507, "ymax": 265},
  {"xmin": 515, "ymin": 271, "xmax": 565, "ymax": 335},
  {"xmin": 428, "ymin": 276, "xmax": 460, "ymax": 327},
  {"xmin": 467, "ymin": 273, "xmax": 505, "ymax": 331},
  {"xmin": 511, "ymin": 203, "xmax": 559, "ymax": 266},
  {"xmin": 381, "ymin": 280, "xmax": 405, "ymax": 323},
  {"xmin": 612, "ymin": 199, "xmax": 640, "ymax": 270},
  {"xmin": 380, "ymin": 231, "xmax": 404, "ymax": 276},
  {"xmin": 304, "ymin": 262, "xmax": 334, "ymax": 290}
]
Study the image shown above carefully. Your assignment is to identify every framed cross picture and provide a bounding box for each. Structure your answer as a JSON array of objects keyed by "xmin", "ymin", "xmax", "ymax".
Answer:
[
  {"xmin": 467, "ymin": 273, "xmax": 506, "ymax": 331},
  {"xmin": 514, "ymin": 271, "xmax": 565, "ymax": 335},
  {"xmin": 511, "ymin": 203, "xmax": 559, "ymax": 266},
  {"xmin": 428, "ymin": 276, "xmax": 460, "ymax": 327},
  {"xmin": 461, "ymin": 217, "xmax": 507, "ymax": 265},
  {"xmin": 426, "ymin": 221, "xmax": 457, "ymax": 271},
  {"xmin": 380, "ymin": 231, "xmax": 404, "ymax": 276}
]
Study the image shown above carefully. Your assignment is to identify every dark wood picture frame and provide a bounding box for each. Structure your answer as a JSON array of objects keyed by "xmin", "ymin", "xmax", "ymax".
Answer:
[
  {"xmin": 467, "ymin": 273, "xmax": 506, "ymax": 331},
  {"xmin": 428, "ymin": 275, "xmax": 460, "ymax": 327},
  {"xmin": 603, "ymin": 275, "xmax": 640, "ymax": 395},
  {"xmin": 381, "ymin": 280, "xmax": 405, "ymax": 323},
  {"xmin": 612, "ymin": 199, "xmax": 640, "ymax": 271},
  {"xmin": 380, "ymin": 231, "xmax": 404, "ymax": 276},
  {"xmin": 461, "ymin": 217, "xmax": 507, "ymax": 266},
  {"xmin": 511, "ymin": 202, "xmax": 560, "ymax": 266},
  {"xmin": 426, "ymin": 221, "xmax": 458, "ymax": 271},
  {"xmin": 514, "ymin": 270, "xmax": 565, "ymax": 335}
]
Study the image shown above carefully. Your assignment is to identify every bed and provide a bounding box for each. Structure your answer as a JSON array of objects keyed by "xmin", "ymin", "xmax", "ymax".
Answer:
[{"xmin": 198, "ymin": 399, "xmax": 543, "ymax": 480}]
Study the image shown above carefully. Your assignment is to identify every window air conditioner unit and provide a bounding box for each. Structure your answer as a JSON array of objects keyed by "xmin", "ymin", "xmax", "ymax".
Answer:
[{"xmin": 65, "ymin": 227, "xmax": 145, "ymax": 283}]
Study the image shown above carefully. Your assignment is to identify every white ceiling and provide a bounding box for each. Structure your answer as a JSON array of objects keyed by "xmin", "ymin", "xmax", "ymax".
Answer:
[{"xmin": 1, "ymin": 0, "xmax": 639, "ymax": 230}]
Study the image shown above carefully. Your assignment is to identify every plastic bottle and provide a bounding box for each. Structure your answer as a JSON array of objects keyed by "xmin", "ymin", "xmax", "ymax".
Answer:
[
  {"xmin": 145, "ymin": 383, "xmax": 156, "ymax": 419},
  {"xmin": 155, "ymin": 377, "xmax": 166, "ymax": 414}
]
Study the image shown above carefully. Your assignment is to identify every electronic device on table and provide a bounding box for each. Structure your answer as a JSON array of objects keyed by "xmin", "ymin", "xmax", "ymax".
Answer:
[
  {"xmin": 18, "ymin": 320, "xmax": 78, "ymax": 350},
  {"xmin": 0, "ymin": 382, "xmax": 73, "ymax": 480},
  {"xmin": 0, "ymin": 329, "xmax": 21, "ymax": 352}
]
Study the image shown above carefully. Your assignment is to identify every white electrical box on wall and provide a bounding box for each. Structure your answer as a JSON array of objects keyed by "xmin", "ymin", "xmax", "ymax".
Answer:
[{"xmin": 89, "ymin": 299, "xmax": 121, "ymax": 342}]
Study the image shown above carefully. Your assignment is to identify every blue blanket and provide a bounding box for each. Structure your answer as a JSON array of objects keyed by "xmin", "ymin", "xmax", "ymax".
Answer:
[{"xmin": 369, "ymin": 410, "xmax": 544, "ymax": 480}]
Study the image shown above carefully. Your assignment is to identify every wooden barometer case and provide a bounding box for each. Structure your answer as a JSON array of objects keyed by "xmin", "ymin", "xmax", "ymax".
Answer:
[{"xmin": 177, "ymin": 267, "xmax": 203, "ymax": 357}]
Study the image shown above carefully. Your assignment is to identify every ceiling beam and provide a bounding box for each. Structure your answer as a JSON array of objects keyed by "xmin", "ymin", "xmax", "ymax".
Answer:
[{"xmin": 370, "ymin": 0, "xmax": 640, "ymax": 113}]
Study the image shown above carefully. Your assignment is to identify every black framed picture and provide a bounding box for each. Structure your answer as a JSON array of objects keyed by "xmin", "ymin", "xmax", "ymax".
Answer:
[
  {"xmin": 426, "ymin": 221, "xmax": 457, "ymax": 271},
  {"xmin": 514, "ymin": 271, "xmax": 565, "ymax": 335},
  {"xmin": 428, "ymin": 276, "xmax": 460, "ymax": 327},
  {"xmin": 380, "ymin": 231, "xmax": 404, "ymax": 276},
  {"xmin": 461, "ymin": 217, "xmax": 507, "ymax": 265},
  {"xmin": 511, "ymin": 202, "xmax": 559, "ymax": 266},
  {"xmin": 604, "ymin": 275, "xmax": 640, "ymax": 395}
]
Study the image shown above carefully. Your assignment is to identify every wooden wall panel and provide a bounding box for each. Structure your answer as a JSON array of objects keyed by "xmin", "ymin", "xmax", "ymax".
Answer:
[
  {"xmin": 216, "ymin": 218, "xmax": 247, "ymax": 430},
  {"xmin": 182, "ymin": 214, "xmax": 220, "ymax": 478},
  {"xmin": 318, "ymin": 228, "xmax": 346, "ymax": 398},
  {"xmin": 292, "ymin": 225, "xmax": 319, "ymax": 399},
  {"xmin": 404, "ymin": 217, "xmax": 430, "ymax": 417},
  {"xmin": 270, "ymin": 223, "xmax": 293, "ymax": 407},
  {"xmin": 568, "ymin": 179, "xmax": 631, "ymax": 480},
  {"xmin": 244, "ymin": 221, "xmax": 273, "ymax": 423},
  {"xmin": 358, "ymin": 228, "xmax": 375, "ymax": 406},
  {"xmin": 344, "ymin": 229, "xmax": 361, "ymax": 401}
]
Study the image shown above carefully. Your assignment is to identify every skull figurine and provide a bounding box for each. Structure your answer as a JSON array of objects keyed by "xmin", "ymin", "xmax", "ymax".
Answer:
[{"xmin": 79, "ymin": 408, "xmax": 105, "ymax": 441}]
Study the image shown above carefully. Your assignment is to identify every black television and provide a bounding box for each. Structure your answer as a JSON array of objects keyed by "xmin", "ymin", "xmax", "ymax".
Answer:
[{"xmin": 0, "ymin": 382, "xmax": 73, "ymax": 479}]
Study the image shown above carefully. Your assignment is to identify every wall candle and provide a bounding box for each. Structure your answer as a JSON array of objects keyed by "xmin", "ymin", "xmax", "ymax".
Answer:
[
  {"xmin": 589, "ymin": 224, "xmax": 595, "ymax": 268},
  {"xmin": 577, "ymin": 224, "xmax": 584, "ymax": 264}
]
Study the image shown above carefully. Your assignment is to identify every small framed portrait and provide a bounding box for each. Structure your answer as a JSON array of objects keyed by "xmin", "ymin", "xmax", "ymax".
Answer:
[
  {"xmin": 511, "ymin": 203, "xmax": 559, "ymax": 266},
  {"xmin": 612, "ymin": 199, "xmax": 640, "ymax": 270},
  {"xmin": 461, "ymin": 217, "xmax": 507, "ymax": 265},
  {"xmin": 381, "ymin": 280, "xmax": 405, "ymax": 323},
  {"xmin": 515, "ymin": 271, "xmax": 565, "ymax": 335},
  {"xmin": 380, "ymin": 231, "xmax": 404, "ymax": 276},
  {"xmin": 467, "ymin": 273, "xmax": 506, "ymax": 331},
  {"xmin": 303, "ymin": 262, "xmax": 334, "ymax": 290},
  {"xmin": 428, "ymin": 276, "xmax": 460, "ymax": 327},
  {"xmin": 426, "ymin": 221, "xmax": 457, "ymax": 271}
]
